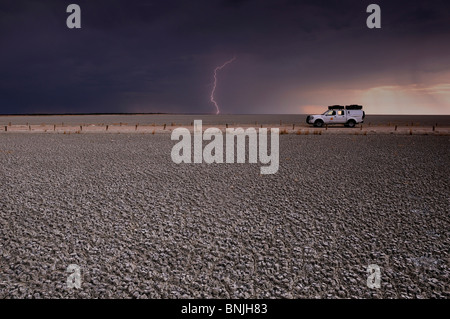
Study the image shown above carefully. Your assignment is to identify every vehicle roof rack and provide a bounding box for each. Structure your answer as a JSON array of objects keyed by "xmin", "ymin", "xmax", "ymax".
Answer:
[
  {"xmin": 328, "ymin": 105, "xmax": 345, "ymax": 110},
  {"xmin": 345, "ymin": 105, "xmax": 363, "ymax": 110}
]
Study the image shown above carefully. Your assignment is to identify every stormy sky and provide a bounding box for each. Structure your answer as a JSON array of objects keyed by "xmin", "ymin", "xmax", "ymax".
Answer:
[{"xmin": 1, "ymin": 0, "xmax": 449, "ymax": 115}]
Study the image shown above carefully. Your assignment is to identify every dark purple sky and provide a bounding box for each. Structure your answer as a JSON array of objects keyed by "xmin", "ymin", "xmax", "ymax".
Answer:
[{"xmin": 1, "ymin": 0, "xmax": 449, "ymax": 114}]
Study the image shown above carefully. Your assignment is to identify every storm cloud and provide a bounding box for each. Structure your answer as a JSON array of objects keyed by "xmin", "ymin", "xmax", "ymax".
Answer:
[{"xmin": 0, "ymin": 0, "xmax": 449, "ymax": 114}]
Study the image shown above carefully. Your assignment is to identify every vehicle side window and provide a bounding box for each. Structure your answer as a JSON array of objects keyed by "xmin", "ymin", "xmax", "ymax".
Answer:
[
  {"xmin": 338, "ymin": 110, "xmax": 344, "ymax": 116},
  {"xmin": 326, "ymin": 111, "xmax": 336, "ymax": 116}
]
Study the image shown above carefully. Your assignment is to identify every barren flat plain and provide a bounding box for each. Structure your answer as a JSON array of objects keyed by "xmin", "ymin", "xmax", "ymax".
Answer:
[{"xmin": 0, "ymin": 115, "xmax": 449, "ymax": 298}]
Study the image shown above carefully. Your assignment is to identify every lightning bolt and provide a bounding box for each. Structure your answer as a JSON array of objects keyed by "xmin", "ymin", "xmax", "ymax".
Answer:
[{"xmin": 210, "ymin": 56, "xmax": 236, "ymax": 114}]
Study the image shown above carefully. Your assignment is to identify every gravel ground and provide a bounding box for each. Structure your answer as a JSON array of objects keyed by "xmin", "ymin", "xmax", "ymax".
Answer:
[{"xmin": 0, "ymin": 133, "xmax": 448, "ymax": 299}]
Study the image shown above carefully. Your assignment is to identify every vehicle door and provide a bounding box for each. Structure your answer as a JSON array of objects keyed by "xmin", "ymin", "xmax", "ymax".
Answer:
[
  {"xmin": 324, "ymin": 110, "xmax": 336, "ymax": 124},
  {"xmin": 334, "ymin": 110, "xmax": 346, "ymax": 123}
]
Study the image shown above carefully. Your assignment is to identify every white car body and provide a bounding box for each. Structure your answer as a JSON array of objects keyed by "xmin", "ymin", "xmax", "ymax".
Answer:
[{"xmin": 306, "ymin": 107, "xmax": 365, "ymax": 127}]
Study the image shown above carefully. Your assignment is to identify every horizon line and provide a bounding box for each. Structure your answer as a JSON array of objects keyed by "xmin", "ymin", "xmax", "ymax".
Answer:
[{"xmin": 0, "ymin": 112, "xmax": 450, "ymax": 117}]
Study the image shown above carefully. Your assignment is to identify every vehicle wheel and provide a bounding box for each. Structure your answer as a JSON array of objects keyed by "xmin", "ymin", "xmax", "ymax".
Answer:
[
  {"xmin": 314, "ymin": 120, "xmax": 324, "ymax": 127},
  {"xmin": 347, "ymin": 120, "xmax": 356, "ymax": 128}
]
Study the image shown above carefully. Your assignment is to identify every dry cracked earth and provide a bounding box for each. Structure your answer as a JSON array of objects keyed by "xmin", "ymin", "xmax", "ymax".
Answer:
[{"xmin": 0, "ymin": 133, "xmax": 449, "ymax": 298}]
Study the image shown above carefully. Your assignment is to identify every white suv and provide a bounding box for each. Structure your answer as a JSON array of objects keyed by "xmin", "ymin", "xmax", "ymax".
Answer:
[{"xmin": 306, "ymin": 105, "xmax": 365, "ymax": 128}]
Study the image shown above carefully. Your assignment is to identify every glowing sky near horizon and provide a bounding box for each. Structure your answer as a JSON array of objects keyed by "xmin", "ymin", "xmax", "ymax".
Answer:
[{"xmin": 290, "ymin": 82, "xmax": 450, "ymax": 115}]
